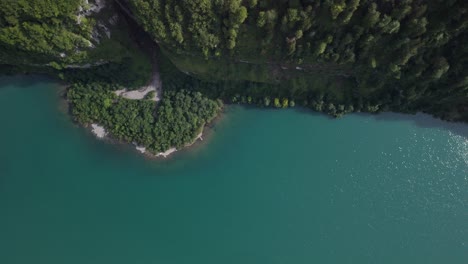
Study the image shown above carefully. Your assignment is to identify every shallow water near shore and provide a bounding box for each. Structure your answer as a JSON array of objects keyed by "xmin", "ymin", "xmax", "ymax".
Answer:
[{"xmin": 0, "ymin": 77, "xmax": 467, "ymax": 263}]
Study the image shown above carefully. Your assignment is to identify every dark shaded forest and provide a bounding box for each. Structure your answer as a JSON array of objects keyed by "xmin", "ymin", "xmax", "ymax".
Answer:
[{"xmin": 129, "ymin": 0, "xmax": 468, "ymax": 121}]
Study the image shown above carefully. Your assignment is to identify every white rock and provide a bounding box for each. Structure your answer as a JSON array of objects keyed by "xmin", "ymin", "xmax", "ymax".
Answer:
[
  {"xmin": 91, "ymin": 124, "xmax": 107, "ymax": 138},
  {"xmin": 136, "ymin": 146, "xmax": 146, "ymax": 154},
  {"xmin": 156, "ymin": 148, "xmax": 177, "ymax": 158},
  {"xmin": 114, "ymin": 73, "xmax": 161, "ymax": 102}
]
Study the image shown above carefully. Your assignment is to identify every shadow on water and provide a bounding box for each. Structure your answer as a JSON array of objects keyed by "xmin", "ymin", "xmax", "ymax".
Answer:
[
  {"xmin": 292, "ymin": 106, "xmax": 337, "ymax": 120},
  {"xmin": 237, "ymin": 104, "xmax": 336, "ymax": 120},
  {"xmin": 2, "ymin": 76, "xmax": 466, "ymax": 139},
  {"xmin": 0, "ymin": 74, "xmax": 58, "ymax": 89}
]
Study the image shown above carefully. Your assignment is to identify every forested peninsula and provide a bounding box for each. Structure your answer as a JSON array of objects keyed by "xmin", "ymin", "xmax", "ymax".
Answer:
[{"xmin": 1, "ymin": 0, "xmax": 467, "ymax": 155}]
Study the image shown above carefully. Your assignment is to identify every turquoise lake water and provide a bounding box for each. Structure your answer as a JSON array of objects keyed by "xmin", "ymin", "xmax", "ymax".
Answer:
[{"xmin": 0, "ymin": 77, "xmax": 467, "ymax": 263}]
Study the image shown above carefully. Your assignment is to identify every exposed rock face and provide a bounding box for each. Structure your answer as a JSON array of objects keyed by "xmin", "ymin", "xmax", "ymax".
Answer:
[
  {"xmin": 78, "ymin": 0, "xmax": 112, "ymax": 46},
  {"xmin": 0, "ymin": 0, "xmax": 129, "ymax": 69}
]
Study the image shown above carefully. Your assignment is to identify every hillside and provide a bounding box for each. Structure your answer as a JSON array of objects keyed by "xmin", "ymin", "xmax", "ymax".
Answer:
[
  {"xmin": 0, "ymin": 0, "xmax": 151, "ymax": 88},
  {"xmin": 128, "ymin": 0, "xmax": 468, "ymax": 121},
  {"xmin": 0, "ymin": 0, "xmax": 467, "ymax": 126}
]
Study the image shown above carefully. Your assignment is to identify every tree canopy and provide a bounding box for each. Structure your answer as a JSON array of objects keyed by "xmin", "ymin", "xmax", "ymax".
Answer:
[{"xmin": 129, "ymin": 0, "xmax": 468, "ymax": 121}]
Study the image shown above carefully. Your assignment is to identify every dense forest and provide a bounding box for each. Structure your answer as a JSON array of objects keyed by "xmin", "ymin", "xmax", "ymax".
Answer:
[
  {"xmin": 0, "ymin": 0, "xmax": 467, "ymax": 153},
  {"xmin": 128, "ymin": 0, "xmax": 468, "ymax": 121},
  {"xmin": 68, "ymin": 82, "xmax": 221, "ymax": 153},
  {"xmin": 0, "ymin": 0, "xmax": 151, "ymax": 88},
  {"xmin": 0, "ymin": 0, "xmax": 221, "ymax": 153}
]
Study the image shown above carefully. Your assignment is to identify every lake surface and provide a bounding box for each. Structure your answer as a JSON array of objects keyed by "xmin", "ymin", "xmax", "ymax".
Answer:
[{"xmin": 0, "ymin": 77, "xmax": 467, "ymax": 264}]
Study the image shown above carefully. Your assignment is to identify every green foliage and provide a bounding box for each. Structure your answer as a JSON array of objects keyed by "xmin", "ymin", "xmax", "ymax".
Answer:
[
  {"xmin": 232, "ymin": 6, "xmax": 248, "ymax": 24},
  {"xmin": 363, "ymin": 3, "xmax": 380, "ymax": 28},
  {"xmin": 62, "ymin": 56, "xmax": 152, "ymax": 89},
  {"xmin": 0, "ymin": 0, "xmax": 153, "ymax": 89},
  {"xmin": 128, "ymin": 0, "xmax": 468, "ymax": 122},
  {"xmin": 274, "ymin": 98, "xmax": 281, "ymax": 108},
  {"xmin": 330, "ymin": 1, "xmax": 346, "ymax": 20},
  {"xmin": 248, "ymin": 0, "xmax": 258, "ymax": 8},
  {"xmin": 0, "ymin": 0, "xmax": 86, "ymax": 57},
  {"xmin": 151, "ymin": 90, "xmax": 221, "ymax": 151},
  {"xmin": 145, "ymin": 91, "xmax": 156, "ymax": 100},
  {"xmin": 370, "ymin": 57, "xmax": 377, "ymax": 68},
  {"xmin": 257, "ymin": 12, "xmax": 267, "ymax": 27},
  {"xmin": 431, "ymin": 57, "xmax": 450, "ymax": 80},
  {"xmin": 0, "ymin": 0, "xmax": 96, "ymax": 66},
  {"xmin": 316, "ymin": 42, "xmax": 327, "ymax": 55},
  {"xmin": 67, "ymin": 82, "xmax": 221, "ymax": 153},
  {"xmin": 295, "ymin": 30, "xmax": 303, "ymax": 39},
  {"xmin": 2, "ymin": 0, "xmax": 467, "ymax": 123}
]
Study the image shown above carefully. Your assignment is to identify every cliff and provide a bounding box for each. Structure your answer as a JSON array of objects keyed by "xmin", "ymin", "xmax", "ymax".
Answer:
[{"xmin": 0, "ymin": 0, "xmax": 151, "ymax": 88}]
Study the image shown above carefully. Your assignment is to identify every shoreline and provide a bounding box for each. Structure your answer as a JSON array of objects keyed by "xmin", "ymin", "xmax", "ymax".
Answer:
[
  {"xmin": 86, "ymin": 107, "xmax": 226, "ymax": 160},
  {"xmin": 90, "ymin": 123, "xmax": 107, "ymax": 138},
  {"xmin": 139, "ymin": 113, "xmax": 223, "ymax": 159}
]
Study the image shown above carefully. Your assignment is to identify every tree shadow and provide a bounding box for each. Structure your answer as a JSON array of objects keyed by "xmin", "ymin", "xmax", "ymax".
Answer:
[
  {"xmin": 292, "ymin": 106, "xmax": 337, "ymax": 120},
  {"xmin": 0, "ymin": 74, "xmax": 56, "ymax": 89}
]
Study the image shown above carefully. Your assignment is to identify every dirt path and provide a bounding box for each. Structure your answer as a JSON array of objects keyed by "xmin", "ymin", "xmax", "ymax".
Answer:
[{"xmin": 114, "ymin": 70, "xmax": 161, "ymax": 101}]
